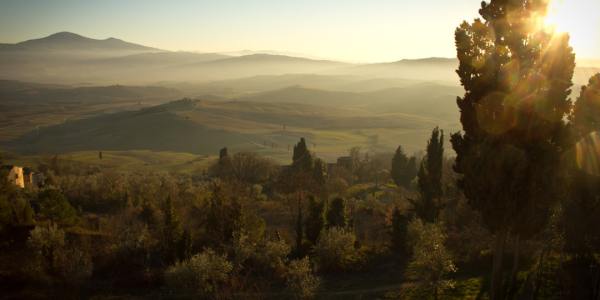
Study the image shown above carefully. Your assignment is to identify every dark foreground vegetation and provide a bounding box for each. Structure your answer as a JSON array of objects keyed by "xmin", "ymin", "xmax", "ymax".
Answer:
[{"xmin": 2, "ymin": 0, "xmax": 600, "ymax": 299}]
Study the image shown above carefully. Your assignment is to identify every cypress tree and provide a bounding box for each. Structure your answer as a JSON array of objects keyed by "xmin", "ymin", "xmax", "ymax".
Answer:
[
  {"xmin": 452, "ymin": 1, "xmax": 575, "ymax": 298},
  {"xmin": 162, "ymin": 196, "xmax": 182, "ymax": 263},
  {"xmin": 390, "ymin": 206, "xmax": 409, "ymax": 255},
  {"xmin": 295, "ymin": 197, "xmax": 304, "ymax": 256},
  {"xmin": 391, "ymin": 145, "xmax": 417, "ymax": 187},
  {"xmin": 562, "ymin": 74, "xmax": 600, "ymax": 298},
  {"xmin": 326, "ymin": 197, "xmax": 346, "ymax": 229},
  {"xmin": 412, "ymin": 127, "xmax": 444, "ymax": 222},
  {"xmin": 305, "ymin": 196, "xmax": 325, "ymax": 245},
  {"xmin": 292, "ymin": 138, "xmax": 313, "ymax": 172}
]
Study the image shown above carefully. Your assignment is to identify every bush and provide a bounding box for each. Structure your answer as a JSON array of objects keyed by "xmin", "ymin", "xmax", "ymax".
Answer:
[
  {"xmin": 407, "ymin": 219, "xmax": 456, "ymax": 299},
  {"xmin": 260, "ymin": 239, "xmax": 291, "ymax": 275},
  {"xmin": 27, "ymin": 224, "xmax": 92, "ymax": 282},
  {"xmin": 27, "ymin": 223, "xmax": 66, "ymax": 279},
  {"xmin": 286, "ymin": 257, "xmax": 320, "ymax": 299},
  {"xmin": 165, "ymin": 249, "xmax": 233, "ymax": 297},
  {"xmin": 233, "ymin": 232, "xmax": 290, "ymax": 278},
  {"xmin": 313, "ymin": 227, "xmax": 363, "ymax": 272},
  {"xmin": 35, "ymin": 188, "xmax": 77, "ymax": 225}
]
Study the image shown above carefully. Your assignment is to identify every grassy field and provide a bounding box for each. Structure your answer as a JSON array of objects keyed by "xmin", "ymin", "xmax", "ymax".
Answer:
[{"xmin": 1, "ymin": 150, "xmax": 216, "ymax": 174}]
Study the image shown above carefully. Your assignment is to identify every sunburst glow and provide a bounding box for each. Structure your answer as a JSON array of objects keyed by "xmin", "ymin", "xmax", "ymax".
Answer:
[{"xmin": 544, "ymin": 0, "xmax": 600, "ymax": 61}]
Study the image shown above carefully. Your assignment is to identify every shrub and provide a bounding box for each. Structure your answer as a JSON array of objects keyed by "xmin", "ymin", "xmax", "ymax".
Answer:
[
  {"xmin": 286, "ymin": 257, "xmax": 320, "ymax": 299},
  {"xmin": 233, "ymin": 232, "xmax": 290, "ymax": 278},
  {"xmin": 165, "ymin": 249, "xmax": 233, "ymax": 297},
  {"xmin": 27, "ymin": 223, "xmax": 66, "ymax": 279},
  {"xmin": 260, "ymin": 239, "xmax": 291, "ymax": 275},
  {"xmin": 27, "ymin": 223, "xmax": 93, "ymax": 282},
  {"xmin": 407, "ymin": 219, "xmax": 456, "ymax": 299},
  {"xmin": 36, "ymin": 188, "xmax": 77, "ymax": 225},
  {"xmin": 313, "ymin": 227, "xmax": 363, "ymax": 272}
]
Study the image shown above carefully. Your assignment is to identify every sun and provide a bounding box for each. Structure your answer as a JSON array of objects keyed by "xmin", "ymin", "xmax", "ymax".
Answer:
[
  {"xmin": 543, "ymin": 0, "xmax": 567, "ymax": 33},
  {"xmin": 542, "ymin": 0, "xmax": 600, "ymax": 62}
]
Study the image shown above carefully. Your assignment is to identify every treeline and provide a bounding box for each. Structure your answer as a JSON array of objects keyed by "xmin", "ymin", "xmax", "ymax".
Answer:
[{"xmin": 0, "ymin": 123, "xmax": 486, "ymax": 299}]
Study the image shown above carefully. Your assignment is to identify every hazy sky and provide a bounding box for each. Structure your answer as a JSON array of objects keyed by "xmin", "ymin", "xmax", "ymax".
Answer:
[{"xmin": 1, "ymin": 0, "xmax": 598, "ymax": 62}]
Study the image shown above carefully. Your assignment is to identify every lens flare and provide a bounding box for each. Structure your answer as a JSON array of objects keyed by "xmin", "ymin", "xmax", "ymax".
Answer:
[{"xmin": 575, "ymin": 132, "xmax": 600, "ymax": 176}]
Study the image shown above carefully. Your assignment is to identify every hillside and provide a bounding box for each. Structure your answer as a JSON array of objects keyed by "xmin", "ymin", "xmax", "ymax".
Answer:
[
  {"xmin": 168, "ymin": 54, "xmax": 349, "ymax": 81},
  {"xmin": 166, "ymin": 74, "xmax": 421, "ymax": 98},
  {"xmin": 236, "ymin": 83, "xmax": 462, "ymax": 120},
  {"xmin": 0, "ymin": 80, "xmax": 182, "ymax": 141},
  {"xmin": 5, "ymin": 96, "xmax": 458, "ymax": 160}
]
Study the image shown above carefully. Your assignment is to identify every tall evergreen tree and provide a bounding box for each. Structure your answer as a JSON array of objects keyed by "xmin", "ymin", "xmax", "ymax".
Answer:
[
  {"xmin": 312, "ymin": 158, "xmax": 327, "ymax": 187},
  {"xmin": 562, "ymin": 73, "xmax": 600, "ymax": 298},
  {"xmin": 305, "ymin": 196, "xmax": 325, "ymax": 245},
  {"xmin": 412, "ymin": 127, "xmax": 444, "ymax": 222},
  {"xmin": 326, "ymin": 197, "xmax": 346, "ymax": 229},
  {"xmin": 420, "ymin": 127, "xmax": 444, "ymax": 201},
  {"xmin": 391, "ymin": 145, "xmax": 417, "ymax": 187},
  {"xmin": 162, "ymin": 196, "xmax": 182, "ymax": 263},
  {"xmin": 292, "ymin": 138, "xmax": 313, "ymax": 172},
  {"xmin": 452, "ymin": 1, "xmax": 575, "ymax": 298},
  {"xmin": 204, "ymin": 182, "xmax": 242, "ymax": 248},
  {"xmin": 295, "ymin": 197, "xmax": 304, "ymax": 256},
  {"xmin": 572, "ymin": 74, "xmax": 600, "ymax": 137},
  {"xmin": 390, "ymin": 206, "xmax": 409, "ymax": 255}
]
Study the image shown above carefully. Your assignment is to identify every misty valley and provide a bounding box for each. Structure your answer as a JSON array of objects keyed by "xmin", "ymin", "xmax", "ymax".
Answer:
[{"xmin": 2, "ymin": 1, "xmax": 600, "ymax": 299}]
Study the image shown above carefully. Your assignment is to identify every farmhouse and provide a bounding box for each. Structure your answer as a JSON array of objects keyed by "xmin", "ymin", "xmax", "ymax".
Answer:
[
  {"xmin": 2, "ymin": 165, "xmax": 25, "ymax": 188},
  {"xmin": 2, "ymin": 165, "xmax": 45, "ymax": 189}
]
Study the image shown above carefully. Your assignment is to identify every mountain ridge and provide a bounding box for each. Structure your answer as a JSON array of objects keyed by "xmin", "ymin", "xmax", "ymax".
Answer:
[{"xmin": 0, "ymin": 31, "xmax": 159, "ymax": 52}]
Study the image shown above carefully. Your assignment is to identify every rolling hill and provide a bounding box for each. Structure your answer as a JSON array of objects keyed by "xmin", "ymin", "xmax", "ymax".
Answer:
[
  {"xmin": 0, "ymin": 80, "xmax": 182, "ymax": 142},
  {"xmin": 236, "ymin": 83, "xmax": 462, "ymax": 120},
  {"xmin": 4, "ymin": 81, "xmax": 462, "ymax": 161}
]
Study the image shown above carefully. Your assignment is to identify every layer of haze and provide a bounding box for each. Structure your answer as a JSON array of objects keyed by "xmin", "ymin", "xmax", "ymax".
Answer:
[{"xmin": 0, "ymin": 0, "xmax": 599, "ymax": 63}]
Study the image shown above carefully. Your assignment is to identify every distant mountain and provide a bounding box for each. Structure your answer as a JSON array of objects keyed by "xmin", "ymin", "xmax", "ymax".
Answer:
[
  {"xmin": 91, "ymin": 51, "xmax": 230, "ymax": 66},
  {"xmin": 206, "ymin": 54, "xmax": 342, "ymax": 65},
  {"xmin": 221, "ymin": 50, "xmax": 330, "ymax": 60},
  {"xmin": 0, "ymin": 32, "xmax": 158, "ymax": 53},
  {"xmin": 2, "ymin": 32, "xmax": 594, "ymax": 86},
  {"xmin": 169, "ymin": 54, "xmax": 349, "ymax": 81},
  {"xmin": 329, "ymin": 57, "xmax": 459, "ymax": 83},
  {"xmin": 0, "ymin": 33, "xmax": 350, "ymax": 84}
]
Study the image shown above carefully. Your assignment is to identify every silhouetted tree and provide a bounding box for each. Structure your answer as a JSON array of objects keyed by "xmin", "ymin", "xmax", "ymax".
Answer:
[
  {"xmin": 390, "ymin": 206, "xmax": 409, "ymax": 255},
  {"xmin": 420, "ymin": 127, "xmax": 444, "ymax": 200},
  {"xmin": 219, "ymin": 147, "xmax": 229, "ymax": 160},
  {"xmin": 391, "ymin": 145, "xmax": 417, "ymax": 187},
  {"xmin": 326, "ymin": 197, "xmax": 346, "ymax": 229},
  {"xmin": 162, "ymin": 196, "xmax": 182, "ymax": 264},
  {"xmin": 452, "ymin": 1, "xmax": 575, "ymax": 298},
  {"xmin": 293, "ymin": 138, "xmax": 313, "ymax": 172},
  {"xmin": 313, "ymin": 158, "xmax": 326, "ymax": 187},
  {"xmin": 295, "ymin": 197, "xmax": 304, "ymax": 256},
  {"xmin": 204, "ymin": 182, "xmax": 242, "ymax": 248},
  {"xmin": 561, "ymin": 73, "xmax": 600, "ymax": 299},
  {"xmin": 412, "ymin": 127, "xmax": 444, "ymax": 222},
  {"xmin": 572, "ymin": 74, "xmax": 600, "ymax": 132},
  {"xmin": 305, "ymin": 196, "xmax": 325, "ymax": 245}
]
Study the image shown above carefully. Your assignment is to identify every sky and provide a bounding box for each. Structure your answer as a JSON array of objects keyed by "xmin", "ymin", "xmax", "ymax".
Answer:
[{"xmin": 0, "ymin": 0, "xmax": 598, "ymax": 63}]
